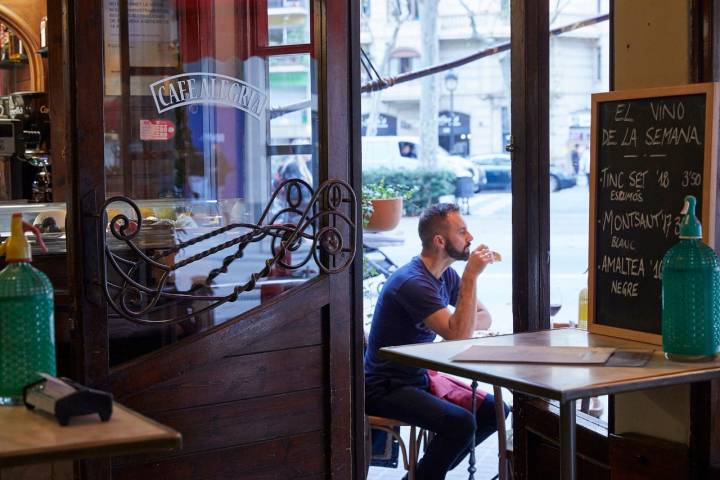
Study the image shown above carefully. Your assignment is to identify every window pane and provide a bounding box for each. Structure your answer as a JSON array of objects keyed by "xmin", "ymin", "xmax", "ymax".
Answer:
[
  {"xmin": 549, "ymin": 0, "xmax": 609, "ymax": 422},
  {"xmin": 362, "ymin": 0, "xmax": 513, "ymax": 338},
  {"xmin": 267, "ymin": 0, "xmax": 310, "ymax": 46},
  {"xmin": 102, "ymin": 0, "xmax": 318, "ymax": 366}
]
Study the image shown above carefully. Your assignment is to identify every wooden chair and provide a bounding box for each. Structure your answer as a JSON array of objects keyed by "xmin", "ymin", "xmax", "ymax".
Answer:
[
  {"xmin": 369, "ymin": 389, "xmax": 514, "ymax": 480},
  {"xmin": 367, "ymin": 415, "xmax": 432, "ymax": 480}
]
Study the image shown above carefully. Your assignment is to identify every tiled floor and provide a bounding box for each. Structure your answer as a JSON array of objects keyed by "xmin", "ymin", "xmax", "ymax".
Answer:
[{"xmin": 366, "ymin": 428, "xmax": 501, "ymax": 480}]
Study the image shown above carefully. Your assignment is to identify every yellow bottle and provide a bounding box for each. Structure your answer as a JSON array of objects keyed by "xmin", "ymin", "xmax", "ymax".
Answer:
[{"xmin": 578, "ymin": 286, "xmax": 588, "ymax": 330}]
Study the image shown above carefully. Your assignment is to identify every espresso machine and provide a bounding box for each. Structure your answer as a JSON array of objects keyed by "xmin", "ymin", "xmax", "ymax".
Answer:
[{"xmin": 0, "ymin": 91, "xmax": 51, "ymax": 202}]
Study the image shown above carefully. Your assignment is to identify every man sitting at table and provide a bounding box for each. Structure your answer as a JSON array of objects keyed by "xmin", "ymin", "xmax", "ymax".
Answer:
[{"xmin": 365, "ymin": 203, "xmax": 509, "ymax": 480}]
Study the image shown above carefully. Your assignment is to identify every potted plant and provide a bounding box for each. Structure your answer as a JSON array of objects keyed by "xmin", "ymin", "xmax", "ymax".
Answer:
[{"xmin": 362, "ymin": 179, "xmax": 416, "ymax": 232}]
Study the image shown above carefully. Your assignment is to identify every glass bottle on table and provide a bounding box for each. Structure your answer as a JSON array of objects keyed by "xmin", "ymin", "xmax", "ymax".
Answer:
[
  {"xmin": 662, "ymin": 195, "xmax": 720, "ymax": 361},
  {"xmin": 0, "ymin": 214, "xmax": 54, "ymax": 405},
  {"xmin": 578, "ymin": 286, "xmax": 588, "ymax": 330}
]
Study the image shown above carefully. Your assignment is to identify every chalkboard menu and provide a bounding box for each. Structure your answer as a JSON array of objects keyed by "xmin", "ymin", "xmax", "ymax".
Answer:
[{"xmin": 589, "ymin": 84, "xmax": 718, "ymax": 344}]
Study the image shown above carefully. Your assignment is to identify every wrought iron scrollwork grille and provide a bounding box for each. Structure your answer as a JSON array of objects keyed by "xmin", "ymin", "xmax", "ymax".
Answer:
[{"xmin": 99, "ymin": 179, "xmax": 357, "ymax": 325}]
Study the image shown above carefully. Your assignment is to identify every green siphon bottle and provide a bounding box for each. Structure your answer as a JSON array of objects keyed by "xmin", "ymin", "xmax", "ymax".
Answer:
[
  {"xmin": 661, "ymin": 196, "xmax": 720, "ymax": 361},
  {"xmin": 0, "ymin": 213, "xmax": 54, "ymax": 405}
]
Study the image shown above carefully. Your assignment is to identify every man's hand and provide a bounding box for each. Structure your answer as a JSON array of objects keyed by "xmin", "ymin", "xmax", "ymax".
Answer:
[{"xmin": 463, "ymin": 244, "xmax": 496, "ymax": 279}]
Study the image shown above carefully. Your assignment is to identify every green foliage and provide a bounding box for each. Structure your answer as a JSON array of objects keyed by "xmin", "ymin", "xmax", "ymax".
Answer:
[
  {"xmin": 363, "ymin": 168, "xmax": 456, "ymax": 216},
  {"xmin": 362, "ymin": 177, "xmax": 416, "ymax": 201},
  {"xmin": 363, "ymin": 256, "xmax": 380, "ymax": 281}
]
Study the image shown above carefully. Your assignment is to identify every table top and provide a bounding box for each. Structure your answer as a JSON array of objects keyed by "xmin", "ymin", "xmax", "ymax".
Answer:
[
  {"xmin": 379, "ymin": 329, "xmax": 720, "ymax": 402},
  {"xmin": 0, "ymin": 403, "xmax": 181, "ymax": 467}
]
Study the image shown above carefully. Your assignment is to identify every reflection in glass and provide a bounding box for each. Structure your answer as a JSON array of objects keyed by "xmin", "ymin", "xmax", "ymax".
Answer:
[
  {"xmin": 267, "ymin": 0, "xmax": 311, "ymax": 46},
  {"xmin": 102, "ymin": 0, "xmax": 317, "ymax": 365}
]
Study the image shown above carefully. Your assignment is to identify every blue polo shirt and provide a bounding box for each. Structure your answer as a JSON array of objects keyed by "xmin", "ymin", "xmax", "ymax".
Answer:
[{"xmin": 365, "ymin": 256, "xmax": 460, "ymax": 395}]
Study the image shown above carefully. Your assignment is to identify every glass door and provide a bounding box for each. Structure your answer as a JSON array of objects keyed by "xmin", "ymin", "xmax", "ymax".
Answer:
[
  {"xmin": 69, "ymin": 0, "xmax": 361, "ymax": 477},
  {"xmin": 101, "ymin": 0, "xmax": 321, "ymax": 365}
]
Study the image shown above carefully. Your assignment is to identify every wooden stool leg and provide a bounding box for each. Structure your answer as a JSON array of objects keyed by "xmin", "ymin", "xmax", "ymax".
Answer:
[{"xmin": 494, "ymin": 386, "xmax": 508, "ymax": 480}]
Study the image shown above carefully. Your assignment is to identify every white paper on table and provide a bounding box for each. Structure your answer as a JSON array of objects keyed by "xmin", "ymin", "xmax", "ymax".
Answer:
[{"xmin": 451, "ymin": 345, "xmax": 616, "ymax": 364}]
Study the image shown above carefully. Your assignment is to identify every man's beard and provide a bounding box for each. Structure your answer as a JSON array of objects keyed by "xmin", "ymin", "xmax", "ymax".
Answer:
[{"xmin": 445, "ymin": 240, "xmax": 470, "ymax": 261}]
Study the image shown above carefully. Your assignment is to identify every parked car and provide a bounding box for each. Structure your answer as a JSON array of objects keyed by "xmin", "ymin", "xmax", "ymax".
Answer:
[
  {"xmin": 362, "ymin": 136, "xmax": 486, "ymax": 189},
  {"xmin": 469, "ymin": 153, "xmax": 576, "ymax": 192},
  {"xmin": 548, "ymin": 164, "xmax": 577, "ymax": 191}
]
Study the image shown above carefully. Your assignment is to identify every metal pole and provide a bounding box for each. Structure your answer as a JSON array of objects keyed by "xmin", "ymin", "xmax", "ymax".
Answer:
[
  {"xmin": 449, "ymin": 91, "xmax": 455, "ymax": 154},
  {"xmin": 467, "ymin": 380, "xmax": 477, "ymax": 480},
  {"xmin": 360, "ymin": 14, "xmax": 609, "ymax": 93},
  {"xmin": 559, "ymin": 400, "xmax": 577, "ymax": 480}
]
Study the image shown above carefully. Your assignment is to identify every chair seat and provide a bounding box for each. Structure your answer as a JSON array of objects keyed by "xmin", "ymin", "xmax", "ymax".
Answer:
[
  {"xmin": 367, "ymin": 415, "xmax": 432, "ymax": 480},
  {"xmin": 367, "ymin": 415, "xmax": 410, "ymax": 429}
]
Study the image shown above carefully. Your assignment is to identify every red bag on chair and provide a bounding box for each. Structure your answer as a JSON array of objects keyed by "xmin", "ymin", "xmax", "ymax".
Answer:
[{"xmin": 427, "ymin": 370, "xmax": 487, "ymax": 411}]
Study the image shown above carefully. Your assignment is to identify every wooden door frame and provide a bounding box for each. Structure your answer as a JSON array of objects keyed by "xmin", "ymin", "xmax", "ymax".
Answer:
[
  {"xmin": 319, "ymin": 0, "xmax": 365, "ymax": 476},
  {"xmin": 66, "ymin": 0, "xmax": 363, "ymax": 477},
  {"xmin": 510, "ymin": 0, "xmax": 550, "ymax": 333},
  {"xmin": 690, "ymin": 0, "xmax": 714, "ymax": 83},
  {"xmin": 67, "ymin": 0, "xmax": 107, "ymax": 389},
  {"xmin": 342, "ymin": 0, "xmax": 366, "ymax": 476},
  {"xmin": 509, "ymin": 1, "xmax": 616, "ymax": 331},
  {"xmin": 509, "ymin": 2, "xmax": 609, "ymax": 478},
  {"xmin": 65, "ymin": 0, "xmax": 109, "ymax": 476}
]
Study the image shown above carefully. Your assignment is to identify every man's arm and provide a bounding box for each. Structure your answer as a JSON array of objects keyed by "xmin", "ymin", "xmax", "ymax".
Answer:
[{"xmin": 424, "ymin": 246, "xmax": 494, "ymax": 340}]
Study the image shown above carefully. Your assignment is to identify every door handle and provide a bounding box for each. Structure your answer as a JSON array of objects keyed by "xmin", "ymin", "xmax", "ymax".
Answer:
[{"xmin": 505, "ymin": 136, "xmax": 515, "ymax": 153}]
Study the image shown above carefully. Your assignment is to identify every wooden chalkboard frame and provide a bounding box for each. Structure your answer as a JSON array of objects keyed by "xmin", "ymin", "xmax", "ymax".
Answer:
[{"xmin": 588, "ymin": 83, "xmax": 719, "ymax": 345}]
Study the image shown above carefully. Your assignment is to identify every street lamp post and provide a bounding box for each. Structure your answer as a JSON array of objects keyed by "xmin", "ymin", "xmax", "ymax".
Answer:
[{"xmin": 444, "ymin": 70, "xmax": 458, "ymax": 154}]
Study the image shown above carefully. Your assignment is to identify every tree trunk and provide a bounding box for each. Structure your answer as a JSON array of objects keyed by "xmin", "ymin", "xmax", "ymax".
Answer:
[
  {"xmin": 419, "ymin": 0, "xmax": 439, "ymax": 169},
  {"xmin": 365, "ymin": 3, "xmax": 406, "ymax": 137}
]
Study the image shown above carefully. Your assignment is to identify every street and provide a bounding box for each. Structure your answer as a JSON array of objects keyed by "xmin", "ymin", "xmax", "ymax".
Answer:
[{"xmin": 365, "ymin": 182, "xmax": 591, "ymax": 334}]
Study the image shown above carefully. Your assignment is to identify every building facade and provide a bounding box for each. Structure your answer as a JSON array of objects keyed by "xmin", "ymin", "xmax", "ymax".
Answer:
[{"xmin": 361, "ymin": 0, "xmax": 609, "ymax": 168}]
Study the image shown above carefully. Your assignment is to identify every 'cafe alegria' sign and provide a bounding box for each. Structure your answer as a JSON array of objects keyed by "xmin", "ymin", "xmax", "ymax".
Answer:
[{"xmin": 149, "ymin": 73, "xmax": 267, "ymax": 118}]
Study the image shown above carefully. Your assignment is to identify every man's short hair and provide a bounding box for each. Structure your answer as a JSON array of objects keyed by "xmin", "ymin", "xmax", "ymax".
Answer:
[{"xmin": 418, "ymin": 203, "xmax": 460, "ymax": 249}]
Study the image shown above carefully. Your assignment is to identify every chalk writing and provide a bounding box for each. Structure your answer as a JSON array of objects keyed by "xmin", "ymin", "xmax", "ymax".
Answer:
[
  {"xmin": 592, "ymin": 91, "xmax": 708, "ymax": 334},
  {"xmin": 600, "ymin": 209, "xmax": 677, "ymax": 238},
  {"xmin": 599, "ymin": 255, "xmax": 646, "ymax": 277},
  {"xmin": 610, "ymin": 236, "xmax": 636, "ymax": 250},
  {"xmin": 610, "ymin": 280, "xmax": 639, "ymax": 297}
]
